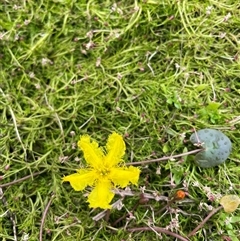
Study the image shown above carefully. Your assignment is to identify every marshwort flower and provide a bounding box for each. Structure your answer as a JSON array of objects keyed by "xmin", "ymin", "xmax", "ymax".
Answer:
[{"xmin": 63, "ymin": 132, "xmax": 141, "ymax": 209}]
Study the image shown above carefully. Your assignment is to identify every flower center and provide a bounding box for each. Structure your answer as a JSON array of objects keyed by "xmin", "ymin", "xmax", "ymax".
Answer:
[{"xmin": 99, "ymin": 167, "xmax": 110, "ymax": 177}]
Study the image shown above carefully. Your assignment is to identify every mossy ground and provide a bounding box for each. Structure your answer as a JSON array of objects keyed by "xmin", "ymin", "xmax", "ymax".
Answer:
[{"xmin": 0, "ymin": 1, "xmax": 240, "ymax": 240}]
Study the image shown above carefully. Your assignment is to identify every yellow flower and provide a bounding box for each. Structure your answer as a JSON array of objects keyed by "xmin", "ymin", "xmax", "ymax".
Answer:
[{"xmin": 62, "ymin": 132, "xmax": 141, "ymax": 209}]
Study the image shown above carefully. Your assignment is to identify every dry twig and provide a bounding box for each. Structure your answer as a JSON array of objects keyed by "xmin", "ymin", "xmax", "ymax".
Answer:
[
  {"xmin": 128, "ymin": 226, "xmax": 191, "ymax": 241},
  {"xmin": 126, "ymin": 149, "xmax": 203, "ymax": 166},
  {"xmin": 0, "ymin": 170, "xmax": 46, "ymax": 188},
  {"xmin": 39, "ymin": 193, "xmax": 55, "ymax": 241},
  {"xmin": 188, "ymin": 206, "xmax": 223, "ymax": 237},
  {"xmin": 0, "ymin": 188, "xmax": 17, "ymax": 241}
]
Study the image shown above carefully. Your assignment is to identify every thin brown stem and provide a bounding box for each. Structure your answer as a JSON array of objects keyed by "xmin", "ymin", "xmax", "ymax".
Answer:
[
  {"xmin": 104, "ymin": 209, "xmax": 111, "ymax": 222},
  {"xmin": 0, "ymin": 170, "xmax": 46, "ymax": 188},
  {"xmin": 0, "ymin": 188, "xmax": 17, "ymax": 241},
  {"xmin": 155, "ymin": 201, "xmax": 172, "ymax": 216},
  {"xmin": 39, "ymin": 193, "xmax": 55, "ymax": 241},
  {"xmin": 128, "ymin": 226, "xmax": 191, "ymax": 241},
  {"xmin": 188, "ymin": 206, "xmax": 223, "ymax": 237},
  {"xmin": 112, "ymin": 201, "xmax": 140, "ymax": 227},
  {"xmin": 126, "ymin": 149, "xmax": 203, "ymax": 166}
]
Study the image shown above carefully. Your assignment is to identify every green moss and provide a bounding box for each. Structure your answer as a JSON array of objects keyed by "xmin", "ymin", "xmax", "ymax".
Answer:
[{"xmin": 0, "ymin": 0, "xmax": 239, "ymax": 240}]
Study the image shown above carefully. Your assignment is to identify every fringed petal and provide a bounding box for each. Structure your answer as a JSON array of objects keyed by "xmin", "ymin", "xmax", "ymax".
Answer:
[
  {"xmin": 78, "ymin": 135, "xmax": 104, "ymax": 169},
  {"xmin": 104, "ymin": 132, "xmax": 126, "ymax": 167},
  {"xmin": 108, "ymin": 166, "xmax": 140, "ymax": 188},
  {"xmin": 62, "ymin": 169, "xmax": 97, "ymax": 191},
  {"xmin": 87, "ymin": 179, "xmax": 114, "ymax": 209}
]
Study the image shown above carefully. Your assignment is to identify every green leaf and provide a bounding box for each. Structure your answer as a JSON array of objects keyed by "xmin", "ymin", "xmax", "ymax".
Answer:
[
  {"xmin": 196, "ymin": 84, "xmax": 209, "ymax": 91},
  {"xmin": 162, "ymin": 144, "xmax": 169, "ymax": 153},
  {"xmin": 206, "ymin": 101, "xmax": 221, "ymax": 111},
  {"xmin": 172, "ymin": 169, "xmax": 184, "ymax": 185}
]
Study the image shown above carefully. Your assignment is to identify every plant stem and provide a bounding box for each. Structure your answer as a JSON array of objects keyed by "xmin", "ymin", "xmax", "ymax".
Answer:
[
  {"xmin": 188, "ymin": 206, "xmax": 223, "ymax": 237},
  {"xmin": 39, "ymin": 193, "xmax": 55, "ymax": 241},
  {"xmin": 126, "ymin": 149, "xmax": 203, "ymax": 166},
  {"xmin": 112, "ymin": 200, "xmax": 140, "ymax": 227},
  {"xmin": 0, "ymin": 170, "xmax": 46, "ymax": 188},
  {"xmin": 128, "ymin": 226, "xmax": 191, "ymax": 241},
  {"xmin": 0, "ymin": 188, "xmax": 17, "ymax": 241}
]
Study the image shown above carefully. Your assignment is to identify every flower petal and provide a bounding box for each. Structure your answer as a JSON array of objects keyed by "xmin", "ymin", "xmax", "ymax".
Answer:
[
  {"xmin": 87, "ymin": 179, "xmax": 114, "ymax": 209},
  {"xmin": 78, "ymin": 135, "xmax": 104, "ymax": 169},
  {"xmin": 220, "ymin": 195, "xmax": 240, "ymax": 213},
  {"xmin": 108, "ymin": 166, "xmax": 140, "ymax": 188},
  {"xmin": 62, "ymin": 169, "xmax": 97, "ymax": 191},
  {"xmin": 105, "ymin": 132, "xmax": 126, "ymax": 167}
]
